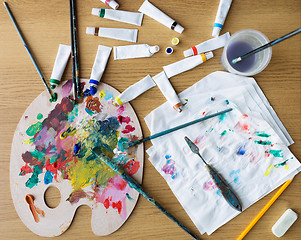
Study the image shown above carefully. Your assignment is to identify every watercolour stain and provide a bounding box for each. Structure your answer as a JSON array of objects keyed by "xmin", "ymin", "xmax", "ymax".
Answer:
[
  {"xmin": 161, "ymin": 155, "xmax": 178, "ymax": 179},
  {"xmin": 19, "ymin": 80, "xmax": 139, "ymax": 220}
]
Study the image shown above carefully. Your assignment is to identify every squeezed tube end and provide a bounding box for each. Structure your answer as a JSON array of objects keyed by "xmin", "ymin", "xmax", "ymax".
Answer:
[
  {"xmin": 174, "ymin": 25, "xmax": 184, "ymax": 34},
  {"xmin": 92, "ymin": 8, "xmax": 100, "ymax": 16},
  {"xmin": 205, "ymin": 51, "xmax": 214, "ymax": 60},
  {"xmin": 183, "ymin": 49, "xmax": 193, "ymax": 57},
  {"xmin": 212, "ymin": 27, "xmax": 221, "ymax": 37},
  {"xmin": 86, "ymin": 27, "xmax": 96, "ymax": 35},
  {"xmin": 109, "ymin": 0, "xmax": 119, "ymax": 10},
  {"xmin": 149, "ymin": 45, "xmax": 160, "ymax": 54}
]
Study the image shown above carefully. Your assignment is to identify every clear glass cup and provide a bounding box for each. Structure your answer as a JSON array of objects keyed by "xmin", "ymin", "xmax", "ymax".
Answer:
[{"xmin": 221, "ymin": 29, "xmax": 272, "ymax": 76}]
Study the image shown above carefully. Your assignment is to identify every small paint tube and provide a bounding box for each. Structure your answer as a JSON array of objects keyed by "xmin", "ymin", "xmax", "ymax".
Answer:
[
  {"xmin": 212, "ymin": 0, "xmax": 232, "ymax": 37},
  {"xmin": 50, "ymin": 44, "xmax": 71, "ymax": 89},
  {"xmin": 114, "ymin": 44, "xmax": 159, "ymax": 60},
  {"xmin": 92, "ymin": 8, "xmax": 143, "ymax": 26},
  {"xmin": 165, "ymin": 47, "xmax": 173, "ymax": 55},
  {"xmin": 99, "ymin": 0, "xmax": 119, "ymax": 10},
  {"xmin": 152, "ymin": 71, "xmax": 182, "ymax": 113},
  {"xmin": 163, "ymin": 52, "xmax": 214, "ymax": 78},
  {"xmin": 183, "ymin": 32, "xmax": 230, "ymax": 57},
  {"xmin": 89, "ymin": 45, "xmax": 112, "ymax": 95},
  {"xmin": 138, "ymin": 0, "xmax": 184, "ymax": 34},
  {"xmin": 86, "ymin": 27, "xmax": 138, "ymax": 43},
  {"xmin": 113, "ymin": 75, "xmax": 156, "ymax": 106}
]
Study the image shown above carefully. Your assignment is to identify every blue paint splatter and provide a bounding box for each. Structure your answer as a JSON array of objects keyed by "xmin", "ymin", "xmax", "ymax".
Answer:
[
  {"xmin": 104, "ymin": 91, "xmax": 114, "ymax": 100},
  {"xmin": 165, "ymin": 154, "xmax": 171, "ymax": 159},
  {"xmin": 44, "ymin": 170, "xmax": 53, "ymax": 184},
  {"xmin": 230, "ymin": 169, "xmax": 240, "ymax": 184},
  {"xmin": 219, "ymin": 113, "xmax": 226, "ymax": 121},
  {"xmin": 237, "ymin": 145, "xmax": 246, "ymax": 155}
]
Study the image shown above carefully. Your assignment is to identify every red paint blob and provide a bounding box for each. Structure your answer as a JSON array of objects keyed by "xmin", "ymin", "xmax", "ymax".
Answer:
[
  {"xmin": 122, "ymin": 125, "xmax": 135, "ymax": 134},
  {"xmin": 104, "ymin": 197, "xmax": 110, "ymax": 209},
  {"xmin": 124, "ymin": 159, "xmax": 140, "ymax": 175},
  {"xmin": 117, "ymin": 116, "xmax": 131, "ymax": 124},
  {"xmin": 112, "ymin": 201, "xmax": 122, "ymax": 214}
]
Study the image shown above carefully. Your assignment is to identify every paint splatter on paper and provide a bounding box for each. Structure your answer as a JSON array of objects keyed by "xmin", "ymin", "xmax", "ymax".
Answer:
[{"xmin": 162, "ymin": 155, "xmax": 178, "ymax": 179}]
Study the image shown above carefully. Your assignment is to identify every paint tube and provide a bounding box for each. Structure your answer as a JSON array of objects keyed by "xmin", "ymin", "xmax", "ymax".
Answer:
[
  {"xmin": 89, "ymin": 45, "xmax": 112, "ymax": 95},
  {"xmin": 212, "ymin": 0, "xmax": 232, "ymax": 37},
  {"xmin": 92, "ymin": 8, "xmax": 143, "ymax": 26},
  {"xmin": 138, "ymin": 0, "xmax": 184, "ymax": 34},
  {"xmin": 50, "ymin": 44, "xmax": 71, "ymax": 89},
  {"xmin": 86, "ymin": 27, "xmax": 138, "ymax": 43},
  {"xmin": 99, "ymin": 0, "xmax": 119, "ymax": 10},
  {"xmin": 113, "ymin": 75, "xmax": 156, "ymax": 106},
  {"xmin": 153, "ymin": 71, "xmax": 182, "ymax": 113},
  {"xmin": 183, "ymin": 32, "xmax": 230, "ymax": 57},
  {"xmin": 163, "ymin": 52, "xmax": 214, "ymax": 79},
  {"xmin": 114, "ymin": 44, "xmax": 159, "ymax": 60}
]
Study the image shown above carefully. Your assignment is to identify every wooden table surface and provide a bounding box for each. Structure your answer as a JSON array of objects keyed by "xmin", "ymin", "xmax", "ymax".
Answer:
[{"xmin": 0, "ymin": 0, "xmax": 300, "ymax": 239}]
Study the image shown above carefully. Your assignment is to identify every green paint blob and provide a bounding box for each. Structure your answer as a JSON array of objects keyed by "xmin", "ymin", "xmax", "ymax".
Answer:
[
  {"xmin": 269, "ymin": 150, "xmax": 283, "ymax": 158},
  {"xmin": 118, "ymin": 137, "xmax": 129, "ymax": 152},
  {"xmin": 126, "ymin": 193, "xmax": 134, "ymax": 200},
  {"xmin": 49, "ymin": 93, "xmax": 58, "ymax": 102},
  {"xmin": 26, "ymin": 122, "xmax": 42, "ymax": 136},
  {"xmin": 255, "ymin": 140, "xmax": 271, "ymax": 145},
  {"xmin": 219, "ymin": 113, "xmax": 226, "ymax": 121},
  {"xmin": 25, "ymin": 165, "xmax": 43, "ymax": 188},
  {"xmin": 221, "ymin": 130, "xmax": 227, "ymax": 136},
  {"xmin": 225, "ymin": 100, "xmax": 229, "ymax": 104},
  {"xmin": 37, "ymin": 113, "xmax": 43, "ymax": 120},
  {"xmin": 256, "ymin": 131, "xmax": 271, "ymax": 138}
]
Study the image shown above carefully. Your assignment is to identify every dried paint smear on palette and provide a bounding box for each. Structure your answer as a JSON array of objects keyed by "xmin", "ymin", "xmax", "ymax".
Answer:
[{"xmin": 10, "ymin": 79, "xmax": 144, "ymax": 236}]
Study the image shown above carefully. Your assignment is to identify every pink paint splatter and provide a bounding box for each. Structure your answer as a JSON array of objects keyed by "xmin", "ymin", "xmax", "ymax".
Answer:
[
  {"xmin": 61, "ymin": 80, "xmax": 73, "ymax": 98},
  {"xmin": 117, "ymin": 116, "xmax": 131, "ymax": 124},
  {"xmin": 117, "ymin": 105, "xmax": 125, "ymax": 115},
  {"xmin": 203, "ymin": 181, "xmax": 217, "ymax": 191},
  {"xmin": 122, "ymin": 125, "xmax": 135, "ymax": 134}
]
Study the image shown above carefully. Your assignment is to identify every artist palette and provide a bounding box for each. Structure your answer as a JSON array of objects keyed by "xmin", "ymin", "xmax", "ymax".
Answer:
[{"xmin": 10, "ymin": 79, "xmax": 144, "ymax": 237}]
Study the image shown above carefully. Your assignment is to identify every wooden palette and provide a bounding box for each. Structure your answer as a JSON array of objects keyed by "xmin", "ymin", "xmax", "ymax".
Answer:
[{"xmin": 10, "ymin": 79, "xmax": 144, "ymax": 237}]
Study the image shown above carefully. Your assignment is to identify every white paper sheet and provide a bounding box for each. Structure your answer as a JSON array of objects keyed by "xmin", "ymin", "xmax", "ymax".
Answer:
[{"xmin": 144, "ymin": 71, "xmax": 299, "ymax": 235}]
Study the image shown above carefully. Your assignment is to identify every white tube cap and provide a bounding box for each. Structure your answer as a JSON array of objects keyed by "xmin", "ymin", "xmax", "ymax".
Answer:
[
  {"xmin": 212, "ymin": 27, "xmax": 221, "ymax": 37},
  {"xmin": 183, "ymin": 49, "xmax": 193, "ymax": 57},
  {"xmin": 149, "ymin": 45, "xmax": 160, "ymax": 54},
  {"xmin": 86, "ymin": 27, "xmax": 96, "ymax": 35},
  {"xmin": 108, "ymin": 0, "xmax": 119, "ymax": 10},
  {"xmin": 272, "ymin": 209, "xmax": 298, "ymax": 238},
  {"xmin": 174, "ymin": 24, "xmax": 184, "ymax": 34},
  {"xmin": 205, "ymin": 51, "xmax": 214, "ymax": 60},
  {"xmin": 92, "ymin": 8, "xmax": 100, "ymax": 16}
]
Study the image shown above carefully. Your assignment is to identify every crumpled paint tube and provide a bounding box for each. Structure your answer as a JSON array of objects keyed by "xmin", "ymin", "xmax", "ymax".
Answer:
[
  {"xmin": 86, "ymin": 27, "xmax": 138, "ymax": 43},
  {"xmin": 50, "ymin": 44, "xmax": 71, "ymax": 89},
  {"xmin": 89, "ymin": 45, "xmax": 112, "ymax": 95},
  {"xmin": 153, "ymin": 71, "xmax": 182, "ymax": 113},
  {"xmin": 163, "ymin": 52, "xmax": 214, "ymax": 79},
  {"xmin": 113, "ymin": 75, "xmax": 156, "ymax": 106},
  {"xmin": 99, "ymin": 0, "xmax": 119, "ymax": 10},
  {"xmin": 92, "ymin": 8, "xmax": 143, "ymax": 26},
  {"xmin": 114, "ymin": 44, "xmax": 160, "ymax": 60},
  {"xmin": 138, "ymin": 0, "xmax": 184, "ymax": 34},
  {"xmin": 212, "ymin": 0, "xmax": 232, "ymax": 37},
  {"xmin": 183, "ymin": 32, "xmax": 230, "ymax": 57}
]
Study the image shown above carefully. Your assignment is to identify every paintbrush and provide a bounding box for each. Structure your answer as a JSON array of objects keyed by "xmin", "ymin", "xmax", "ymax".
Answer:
[
  {"xmin": 92, "ymin": 147, "xmax": 200, "ymax": 240},
  {"xmin": 232, "ymin": 27, "xmax": 301, "ymax": 64},
  {"xmin": 3, "ymin": 2, "xmax": 57, "ymax": 102},
  {"xmin": 122, "ymin": 108, "xmax": 233, "ymax": 150},
  {"xmin": 184, "ymin": 136, "xmax": 242, "ymax": 212}
]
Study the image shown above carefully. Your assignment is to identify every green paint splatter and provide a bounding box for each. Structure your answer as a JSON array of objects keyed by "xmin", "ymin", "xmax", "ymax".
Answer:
[
  {"xmin": 269, "ymin": 150, "xmax": 283, "ymax": 158},
  {"xmin": 25, "ymin": 165, "xmax": 43, "ymax": 188},
  {"xmin": 255, "ymin": 140, "xmax": 271, "ymax": 145},
  {"xmin": 126, "ymin": 193, "xmax": 134, "ymax": 200},
  {"xmin": 256, "ymin": 131, "xmax": 271, "ymax": 138},
  {"xmin": 26, "ymin": 122, "xmax": 42, "ymax": 136},
  {"xmin": 37, "ymin": 113, "xmax": 43, "ymax": 120},
  {"xmin": 118, "ymin": 137, "xmax": 129, "ymax": 152},
  {"xmin": 182, "ymin": 99, "xmax": 189, "ymax": 106},
  {"xmin": 219, "ymin": 113, "xmax": 226, "ymax": 121},
  {"xmin": 221, "ymin": 130, "xmax": 227, "ymax": 136},
  {"xmin": 274, "ymin": 159, "xmax": 289, "ymax": 168},
  {"xmin": 225, "ymin": 100, "xmax": 229, "ymax": 105}
]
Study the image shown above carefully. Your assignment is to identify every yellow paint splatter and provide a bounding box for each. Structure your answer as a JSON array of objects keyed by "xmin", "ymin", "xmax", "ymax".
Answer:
[
  {"xmin": 99, "ymin": 90, "xmax": 106, "ymax": 99},
  {"xmin": 265, "ymin": 164, "xmax": 273, "ymax": 176},
  {"xmin": 285, "ymin": 165, "xmax": 289, "ymax": 170}
]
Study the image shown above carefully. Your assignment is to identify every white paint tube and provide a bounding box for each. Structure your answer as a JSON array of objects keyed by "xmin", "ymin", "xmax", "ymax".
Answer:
[
  {"xmin": 86, "ymin": 27, "xmax": 138, "ymax": 43},
  {"xmin": 153, "ymin": 71, "xmax": 182, "ymax": 113},
  {"xmin": 99, "ymin": 0, "xmax": 119, "ymax": 10},
  {"xmin": 183, "ymin": 32, "xmax": 230, "ymax": 57},
  {"xmin": 212, "ymin": 0, "xmax": 232, "ymax": 37},
  {"xmin": 89, "ymin": 45, "xmax": 112, "ymax": 95},
  {"xmin": 113, "ymin": 75, "xmax": 156, "ymax": 106},
  {"xmin": 92, "ymin": 8, "xmax": 143, "ymax": 26},
  {"xmin": 138, "ymin": 0, "xmax": 184, "ymax": 34},
  {"xmin": 50, "ymin": 44, "xmax": 71, "ymax": 89},
  {"xmin": 163, "ymin": 52, "xmax": 214, "ymax": 79},
  {"xmin": 114, "ymin": 44, "xmax": 160, "ymax": 60}
]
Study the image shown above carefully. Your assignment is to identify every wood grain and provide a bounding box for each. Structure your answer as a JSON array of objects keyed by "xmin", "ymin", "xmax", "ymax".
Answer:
[{"xmin": 0, "ymin": 0, "xmax": 300, "ymax": 239}]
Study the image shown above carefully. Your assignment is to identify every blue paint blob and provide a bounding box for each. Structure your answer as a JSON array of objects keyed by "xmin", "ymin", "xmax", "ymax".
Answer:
[
  {"xmin": 74, "ymin": 143, "xmax": 81, "ymax": 154},
  {"xmin": 83, "ymin": 89, "xmax": 91, "ymax": 97},
  {"xmin": 44, "ymin": 170, "xmax": 53, "ymax": 184},
  {"xmin": 237, "ymin": 145, "xmax": 246, "ymax": 155},
  {"xmin": 104, "ymin": 91, "xmax": 114, "ymax": 100},
  {"xmin": 89, "ymin": 86, "xmax": 97, "ymax": 95},
  {"xmin": 165, "ymin": 154, "xmax": 171, "ymax": 159}
]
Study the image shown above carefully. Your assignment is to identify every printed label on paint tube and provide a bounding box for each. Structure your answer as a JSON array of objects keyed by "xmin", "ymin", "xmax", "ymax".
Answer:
[
  {"xmin": 92, "ymin": 8, "xmax": 143, "ymax": 26},
  {"xmin": 152, "ymin": 71, "xmax": 182, "ymax": 112},
  {"xmin": 86, "ymin": 27, "xmax": 138, "ymax": 43},
  {"xmin": 114, "ymin": 75, "xmax": 156, "ymax": 106},
  {"xmin": 163, "ymin": 52, "xmax": 214, "ymax": 79},
  {"xmin": 183, "ymin": 32, "xmax": 230, "ymax": 57},
  {"xmin": 100, "ymin": 0, "xmax": 119, "ymax": 10},
  {"xmin": 114, "ymin": 44, "xmax": 159, "ymax": 60},
  {"xmin": 50, "ymin": 44, "xmax": 71, "ymax": 89},
  {"xmin": 89, "ymin": 45, "xmax": 112, "ymax": 94},
  {"xmin": 212, "ymin": 0, "xmax": 232, "ymax": 37},
  {"xmin": 138, "ymin": 0, "xmax": 184, "ymax": 34}
]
